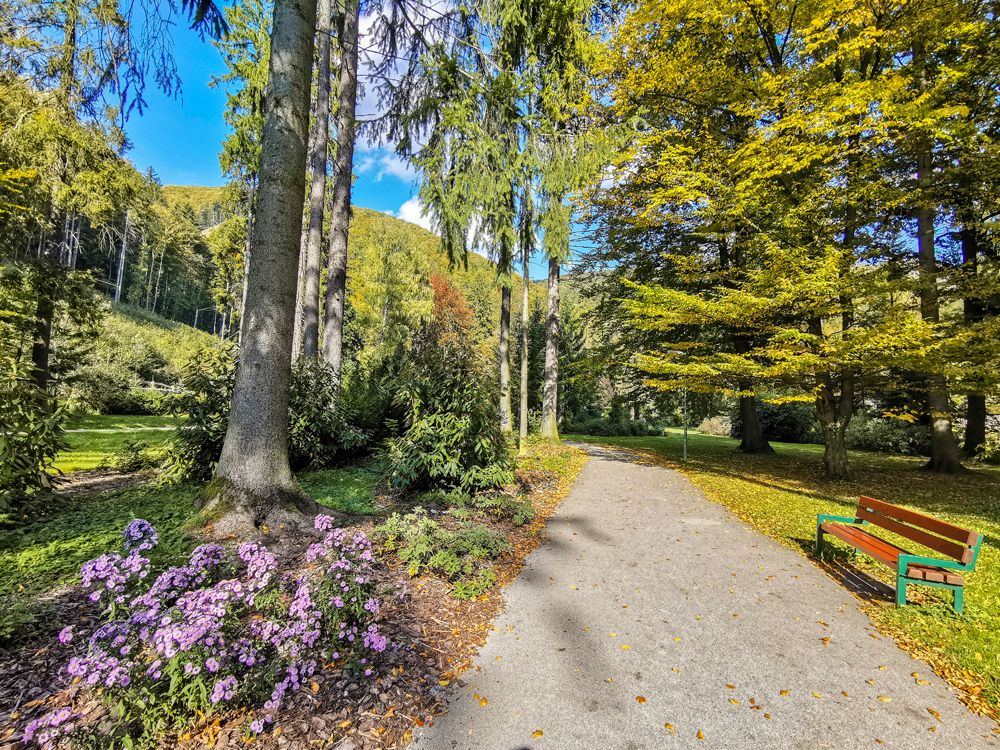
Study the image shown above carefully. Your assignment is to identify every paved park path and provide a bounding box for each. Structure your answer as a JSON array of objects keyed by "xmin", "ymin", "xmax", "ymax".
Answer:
[{"xmin": 412, "ymin": 444, "xmax": 998, "ymax": 750}]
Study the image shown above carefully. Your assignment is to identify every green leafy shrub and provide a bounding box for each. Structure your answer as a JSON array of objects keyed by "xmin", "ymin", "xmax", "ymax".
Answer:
[
  {"xmin": 73, "ymin": 362, "xmax": 163, "ymax": 415},
  {"xmin": 288, "ymin": 358, "xmax": 371, "ymax": 469},
  {"xmin": 163, "ymin": 345, "xmax": 236, "ymax": 482},
  {"xmin": 563, "ymin": 417, "xmax": 663, "ymax": 438},
  {"xmin": 383, "ymin": 276, "xmax": 514, "ymax": 492},
  {"xmin": 0, "ymin": 360, "xmax": 70, "ymax": 517},
  {"xmin": 371, "ymin": 508, "xmax": 510, "ymax": 599},
  {"xmin": 730, "ymin": 399, "xmax": 821, "ymax": 444},
  {"xmin": 418, "ymin": 488, "xmax": 535, "ymax": 525},
  {"xmin": 100, "ymin": 438, "xmax": 168, "ymax": 473},
  {"xmin": 844, "ymin": 411, "xmax": 931, "ymax": 455}
]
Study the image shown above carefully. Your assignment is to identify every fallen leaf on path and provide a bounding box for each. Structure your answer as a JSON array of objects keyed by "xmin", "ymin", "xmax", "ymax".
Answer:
[
  {"xmin": 697, "ymin": 731, "xmax": 705, "ymax": 739},
  {"xmin": 622, "ymin": 645, "xmax": 631, "ymax": 650},
  {"xmin": 664, "ymin": 723, "xmax": 675, "ymax": 730},
  {"xmin": 842, "ymin": 692, "xmax": 849, "ymax": 697},
  {"xmin": 532, "ymin": 730, "xmax": 543, "ymax": 738},
  {"xmin": 813, "ymin": 692, "xmax": 822, "ymax": 699},
  {"xmin": 729, "ymin": 699, "xmax": 740, "ymax": 705},
  {"xmin": 726, "ymin": 685, "xmax": 736, "ymax": 690},
  {"xmin": 479, "ymin": 698, "xmax": 488, "ymax": 707},
  {"xmin": 877, "ymin": 696, "xmax": 891, "ymax": 702},
  {"xmin": 764, "ymin": 714, "xmax": 771, "ymax": 719},
  {"xmin": 780, "ymin": 690, "xmax": 789, "ymax": 696},
  {"xmin": 637, "ymin": 696, "xmax": 646, "ymax": 704},
  {"xmin": 927, "ymin": 708, "xmax": 941, "ymax": 720}
]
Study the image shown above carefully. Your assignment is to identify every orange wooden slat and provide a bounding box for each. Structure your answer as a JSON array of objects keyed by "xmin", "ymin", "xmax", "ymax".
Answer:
[
  {"xmin": 820, "ymin": 523, "xmax": 908, "ymax": 569},
  {"xmin": 906, "ymin": 564, "xmax": 964, "ymax": 586},
  {"xmin": 859, "ymin": 496, "xmax": 978, "ymax": 547},
  {"xmin": 856, "ymin": 508, "xmax": 968, "ymax": 562}
]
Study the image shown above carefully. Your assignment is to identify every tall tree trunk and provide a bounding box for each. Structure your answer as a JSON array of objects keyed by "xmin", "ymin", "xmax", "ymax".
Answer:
[
  {"xmin": 302, "ymin": 0, "xmax": 331, "ymax": 358},
  {"xmin": 31, "ymin": 279, "xmax": 55, "ymax": 392},
  {"xmin": 812, "ymin": 318, "xmax": 854, "ymax": 479},
  {"xmin": 114, "ymin": 209, "xmax": 129, "ymax": 304},
  {"xmin": 239, "ymin": 175, "xmax": 256, "ymax": 346},
  {"xmin": 519, "ymin": 248, "xmax": 530, "ymax": 454},
  {"xmin": 291, "ymin": 233, "xmax": 307, "ymax": 361},
  {"xmin": 321, "ymin": 0, "xmax": 360, "ymax": 382},
  {"xmin": 913, "ymin": 38, "xmax": 964, "ymax": 473},
  {"xmin": 731, "ymin": 336, "xmax": 774, "ymax": 454},
  {"xmin": 499, "ymin": 283, "xmax": 512, "ymax": 434},
  {"xmin": 207, "ymin": 0, "xmax": 323, "ymax": 536},
  {"xmin": 960, "ymin": 214, "xmax": 987, "ymax": 457},
  {"xmin": 540, "ymin": 256, "xmax": 561, "ymax": 443}
]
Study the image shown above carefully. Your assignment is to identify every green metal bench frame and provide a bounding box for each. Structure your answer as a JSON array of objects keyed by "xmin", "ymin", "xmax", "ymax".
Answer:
[{"xmin": 816, "ymin": 497, "xmax": 983, "ymax": 615}]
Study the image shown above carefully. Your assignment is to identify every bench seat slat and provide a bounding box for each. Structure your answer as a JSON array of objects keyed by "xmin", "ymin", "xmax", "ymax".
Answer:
[
  {"xmin": 820, "ymin": 522, "xmax": 908, "ymax": 568},
  {"xmin": 906, "ymin": 564, "xmax": 964, "ymax": 586}
]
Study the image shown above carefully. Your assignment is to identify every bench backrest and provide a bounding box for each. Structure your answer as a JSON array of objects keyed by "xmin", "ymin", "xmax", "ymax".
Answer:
[{"xmin": 858, "ymin": 496, "xmax": 981, "ymax": 565}]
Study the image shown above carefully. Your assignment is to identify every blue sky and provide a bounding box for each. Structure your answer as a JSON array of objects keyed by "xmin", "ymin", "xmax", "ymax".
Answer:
[{"xmin": 122, "ymin": 22, "xmax": 559, "ymax": 279}]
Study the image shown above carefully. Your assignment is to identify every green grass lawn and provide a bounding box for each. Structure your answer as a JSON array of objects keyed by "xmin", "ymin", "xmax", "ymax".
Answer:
[
  {"xmin": 54, "ymin": 428, "xmax": 178, "ymax": 472},
  {"xmin": 565, "ymin": 430, "xmax": 1000, "ymax": 715},
  {"xmin": 0, "ymin": 465, "xmax": 383, "ymax": 642},
  {"xmin": 66, "ymin": 414, "xmax": 183, "ymax": 431}
]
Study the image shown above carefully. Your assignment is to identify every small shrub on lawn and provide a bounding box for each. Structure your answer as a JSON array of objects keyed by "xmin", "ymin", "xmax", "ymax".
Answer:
[
  {"xmin": 0, "ymin": 360, "xmax": 70, "ymax": 518},
  {"xmin": 372, "ymin": 508, "xmax": 510, "ymax": 600},
  {"xmin": 99, "ymin": 438, "xmax": 168, "ymax": 473},
  {"xmin": 26, "ymin": 517, "xmax": 389, "ymax": 749},
  {"xmin": 563, "ymin": 417, "xmax": 662, "ymax": 438},
  {"xmin": 697, "ymin": 416, "xmax": 731, "ymax": 437}
]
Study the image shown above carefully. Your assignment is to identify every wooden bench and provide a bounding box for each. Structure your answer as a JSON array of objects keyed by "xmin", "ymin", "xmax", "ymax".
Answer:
[{"xmin": 816, "ymin": 496, "xmax": 983, "ymax": 614}]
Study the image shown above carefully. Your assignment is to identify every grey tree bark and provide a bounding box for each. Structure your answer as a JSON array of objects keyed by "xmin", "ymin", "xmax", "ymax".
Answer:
[
  {"xmin": 239, "ymin": 175, "xmax": 256, "ymax": 346},
  {"xmin": 302, "ymin": 0, "xmax": 331, "ymax": 358},
  {"xmin": 519, "ymin": 248, "xmax": 530, "ymax": 454},
  {"xmin": 206, "ymin": 0, "xmax": 324, "ymax": 536},
  {"xmin": 321, "ymin": 0, "xmax": 360, "ymax": 380},
  {"xmin": 540, "ymin": 256, "xmax": 561, "ymax": 443},
  {"xmin": 499, "ymin": 283, "xmax": 512, "ymax": 434}
]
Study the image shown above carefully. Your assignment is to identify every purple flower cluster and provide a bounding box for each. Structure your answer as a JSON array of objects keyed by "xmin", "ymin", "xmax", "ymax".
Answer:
[
  {"xmin": 23, "ymin": 707, "xmax": 80, "ymax": 750},
  {"xmin": 27, "ymin": 517, "xmax": 390, "ymax": 747},
  {"xmin": 80, "ymin": 551, "xmax": 149, "ymax": 607}
]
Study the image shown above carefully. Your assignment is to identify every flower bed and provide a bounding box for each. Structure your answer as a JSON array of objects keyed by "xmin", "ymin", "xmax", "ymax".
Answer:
[{"xmin": 24, "ymin": 517, "xmax": 389, "ymax": 749}]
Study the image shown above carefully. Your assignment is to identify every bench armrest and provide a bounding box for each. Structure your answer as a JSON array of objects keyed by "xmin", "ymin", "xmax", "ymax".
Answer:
[{"xmin": 817, "ymin": 513, "xmax": 863, "ymax": 525}]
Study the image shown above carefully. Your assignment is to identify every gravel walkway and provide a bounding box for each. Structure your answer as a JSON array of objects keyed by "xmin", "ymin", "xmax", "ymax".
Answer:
[{"xmin": 412, "ymin": 443, "xmax": 998, "ymax": 749}]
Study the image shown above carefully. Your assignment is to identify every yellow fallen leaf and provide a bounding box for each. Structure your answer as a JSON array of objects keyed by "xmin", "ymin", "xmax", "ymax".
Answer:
[
  {"xmin": 812, "ymin": 692, "xmax": 822, "ymax": 699},
  {"xmin": 729, "ymin": 699, "xmax": 740, "ymax": 706},
  {"xmin": 697, "ymin": 730, "xmax": 705, "ymax": 739},
  {"xmin": 764, "ymin": 714, "xmax": 771, "ymax": 719},
  {"xmin": 532, "ymin": 730, "xmax": 543, "ymax": 738},
  {"xmin": 622, "ymin": 645, "xmax": 631, "ymax": 650},
  {"xmin": 637, "ymin": 696, "xmax": 646, "ymax": 704},
  {"xmin": 927, "ymin": 708, "xmax": 941, "ymax": 720},
  {"xmin": 842, "ymin": 691, "xmax": 849, "ymax": 697},
  {"xmin": 664, "ymin": 723, "xmax": 675, "ymax": 730},
  {"xmin": 866, "ymin": 679, "xmax": 875, "ymax": 684},
  {"xmin": 878, "ymin": 666, "xmax": 886, "ymax": 670},
  {"xmin": 911, "ymin": 672, "xmax": 920, "ymax": 677},
  {"xmin": 609, "ymin": 633, "xmax": 617, "ymax": 637},
  {"xmin": 877, "ymin": 696, "xmax": 891, "ymax": 702},
  {"xmin": 339, "ymin": 720, "xmax": 352, "ymax": 728},
  {"xmin": 726, "ymin": 684, "xmax": 736, "ymax": 690},
  {"xmin": 674, "ymin": 638, "xmax": 682, "ymax": 641},
  {"xmin": 311, "ymin": 681, "xmax": 320, "ymax": 694},
  {"xmin": 916, "ymin": 680, "xmax": 929, "ymax": 685},
  {"xmin": 479, "ymin": 697, "xmax": 488, "ymax": 706},
  {"xmin": 570, "ymin": 586, "xmax": 578, "ymax": 590},
  {"xmin": 780, "ymin": 690, "xmax": 789, "ymax": 696},
  {"xmin": 439, "ymin": 680, "xmax": 450, "ymax": 686}
]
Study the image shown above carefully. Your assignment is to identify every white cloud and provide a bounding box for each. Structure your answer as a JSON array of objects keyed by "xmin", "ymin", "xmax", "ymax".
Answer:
[{"xmin": 396, "ymin": 196, "xmax": 435, "ymax": 233}]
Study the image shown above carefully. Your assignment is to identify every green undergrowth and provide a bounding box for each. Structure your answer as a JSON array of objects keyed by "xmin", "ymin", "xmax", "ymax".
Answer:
[
  {"xmin": 372, "ymin": 507, "xmax": 511, "ymax": 600},
  {"xmin": 566, "ymin": 431, "xmax": 1000, "ymax": 715},
  {"xmin": 0, "ymin": 483, "xmax": 200, "ymax": 641},
  {"xmin": 297, "ymin": 466, "xmax": 381, "ymax": 514}
]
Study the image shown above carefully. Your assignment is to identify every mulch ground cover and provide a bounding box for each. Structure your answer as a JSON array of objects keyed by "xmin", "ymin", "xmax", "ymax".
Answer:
[{"xmin": 0, "ymin": 446, "xmax": 589, "ymax": 750}]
